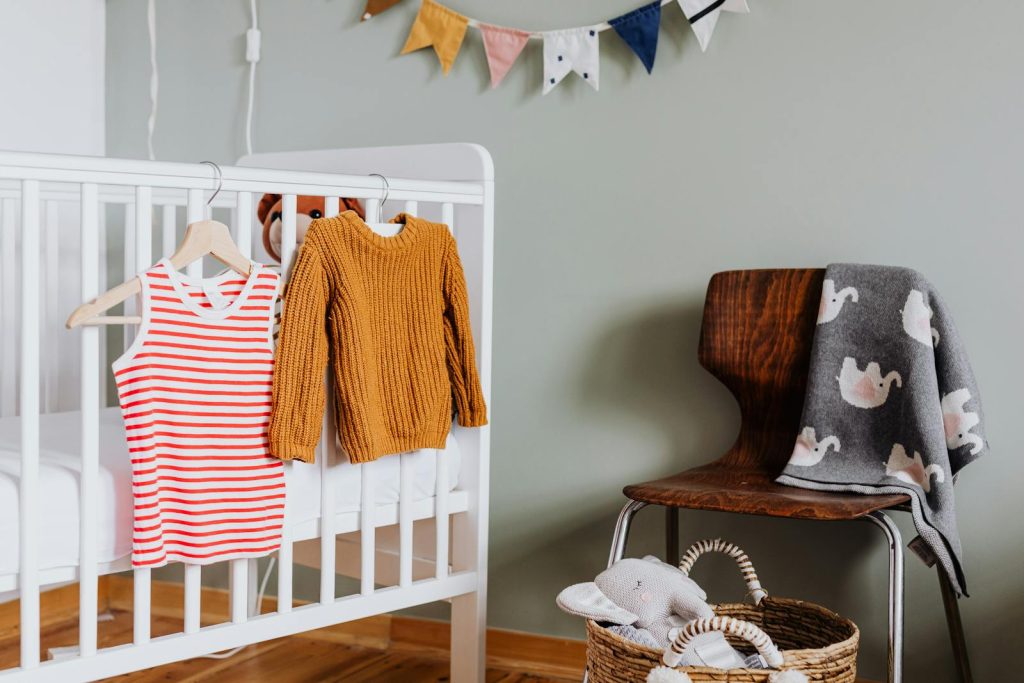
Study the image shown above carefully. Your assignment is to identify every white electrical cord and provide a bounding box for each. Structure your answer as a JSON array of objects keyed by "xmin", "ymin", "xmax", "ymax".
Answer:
[
  {"xmin": 244, "ymin": 0, "xmax": 260, "ymax": 156},
  {"xmin": 198, "ymin": 556, "xmax": 276, "ymax": 660},
  {"xmin": 146, "ymin": 0, "xmax": 158, "ymax": 160}
]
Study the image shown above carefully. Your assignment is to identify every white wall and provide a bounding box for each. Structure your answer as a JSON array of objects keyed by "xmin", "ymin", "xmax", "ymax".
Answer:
[{"xmin": 0, "ymin": 0, "xmax": 105, "ymax": 155}]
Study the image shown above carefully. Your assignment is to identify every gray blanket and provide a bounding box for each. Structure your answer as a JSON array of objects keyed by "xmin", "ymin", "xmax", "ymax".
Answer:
[{"xmin": 776, "ymin": 264, "xmax": 985, "ymax": 595}]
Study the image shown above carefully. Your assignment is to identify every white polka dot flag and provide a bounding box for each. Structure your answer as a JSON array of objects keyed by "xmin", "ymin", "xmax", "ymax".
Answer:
[{"xmin": 363, "ymin": 0, "xmax": 753, "ymax": 93}]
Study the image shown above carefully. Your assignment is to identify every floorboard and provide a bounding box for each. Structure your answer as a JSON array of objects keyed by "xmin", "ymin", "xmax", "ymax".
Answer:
[{"xmin": 2, "ymin": 609, "xmax": 878, "ymax": 682}]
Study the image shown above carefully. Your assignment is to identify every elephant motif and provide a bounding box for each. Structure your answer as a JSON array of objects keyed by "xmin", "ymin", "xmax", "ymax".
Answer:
[
  {"xmin": 941, "ymin": 388, "xmax": 984, "ymax": 455},
  {"xmin": 789, "ymin": 426, "xmax": 841, "ymax": 467},
  {"xmin": 901, "ymin": 290, "xmax": 940, "ymax": 347},
  {"xmin": 817, "ymin": 279, "xmax": 859, "ymax": 324},
  {"xmin": 885, "ymin": 443, "xmax": 945, "ymax": 493},
  {"xmin": 837, "ymin": 357, "xmax": 902, "ymax": 409}
]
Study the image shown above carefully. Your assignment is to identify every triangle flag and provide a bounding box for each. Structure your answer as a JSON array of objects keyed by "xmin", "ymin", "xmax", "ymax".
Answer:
[
  {"xmin": 361, "ymin": 0, "xmax": 404, "ymax": 21},
  {"xmin": 400, "ymin": 0, "xmax": 469, "ymax": 75},
  {"xmin": 609, "ymin": 1, "xmax": 662, "ymax": 74},
  {"xmin": 678, "ymin": 0, "xmax": 746, "ymax": 52},
  {"xmin": 542, "ymin": 27, "xmax": 600, "ymax": 94},
  {"xmin": 480, "ymin": 24, "xmax": 531, "ymax": 88}
]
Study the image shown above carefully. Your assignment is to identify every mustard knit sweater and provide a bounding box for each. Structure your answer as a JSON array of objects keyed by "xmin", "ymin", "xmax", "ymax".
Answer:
[{"xmin": 268, "ymin": 211, "xmax": 487, "ymax": 464}]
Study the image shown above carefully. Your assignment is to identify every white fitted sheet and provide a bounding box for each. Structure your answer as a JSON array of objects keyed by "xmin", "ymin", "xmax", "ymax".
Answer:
[{"xmin": 0, "ymin": 408, "xmax": 461, "ymax": 576}]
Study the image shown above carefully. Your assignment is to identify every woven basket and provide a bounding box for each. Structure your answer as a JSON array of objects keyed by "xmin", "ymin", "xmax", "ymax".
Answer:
[{"xmin": 586, "ymin": 540, "xmax": 860, "ymax": 683}]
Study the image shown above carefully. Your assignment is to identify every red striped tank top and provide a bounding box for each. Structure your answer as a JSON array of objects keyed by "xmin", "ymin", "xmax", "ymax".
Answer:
[{"xmin": 113, "ymin": 258, "xmax": 285, "ymax": 568}]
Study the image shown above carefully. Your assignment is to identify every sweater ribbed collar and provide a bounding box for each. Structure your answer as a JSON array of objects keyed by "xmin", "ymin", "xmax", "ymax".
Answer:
[{"xmin": 338, "ymin": 210, "xmax": 421, "ymax": 251}]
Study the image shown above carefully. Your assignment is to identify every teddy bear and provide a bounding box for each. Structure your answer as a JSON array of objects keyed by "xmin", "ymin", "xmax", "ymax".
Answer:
[
  {"xmin": 557, "ymin": 556, "xmax": 751, "ymax": 669},
  {"xmin": 257, "ymin": 194, "xmax": 364, "ymax": 263}
]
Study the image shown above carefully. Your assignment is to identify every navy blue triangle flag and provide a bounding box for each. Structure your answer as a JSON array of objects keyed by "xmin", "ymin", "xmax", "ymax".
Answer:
[{"xmin": 609, "ymin": 0, "xmax": 662, "ymax": 74}]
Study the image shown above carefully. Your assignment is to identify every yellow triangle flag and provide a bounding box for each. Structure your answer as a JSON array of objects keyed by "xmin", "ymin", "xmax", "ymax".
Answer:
[{"xmin": 400, "ymin": 0, "xmax": 469, "ymax": 75}]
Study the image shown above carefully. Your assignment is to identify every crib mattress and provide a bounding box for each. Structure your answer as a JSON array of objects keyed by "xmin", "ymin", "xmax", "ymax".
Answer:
[{"xmin": 0, "ymin": 408, "xmax": 461, "ymax": 576}]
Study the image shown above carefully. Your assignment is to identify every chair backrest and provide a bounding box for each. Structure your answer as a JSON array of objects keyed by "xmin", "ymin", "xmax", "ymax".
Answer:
[{"xmin": 697, "ymin": 269, "xmax": 825, "ymax": 474}]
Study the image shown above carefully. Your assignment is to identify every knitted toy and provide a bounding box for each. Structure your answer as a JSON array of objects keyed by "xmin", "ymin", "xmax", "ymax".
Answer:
[
  {"xmin": 257, "ymin": 194, "xmax": 364, "ymax": 263},
  {"xmin": 556, "ymin": 556, "xmax": 748, "ymax": 668},
  {"xmin": 646, "ymin": 667, "xmax": 808, "ymax": 683}
]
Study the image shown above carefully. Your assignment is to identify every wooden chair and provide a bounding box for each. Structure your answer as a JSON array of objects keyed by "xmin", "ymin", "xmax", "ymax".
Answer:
[{"xmin": 607, "ymin": 269, "xmax": 972, "ymax": 683}]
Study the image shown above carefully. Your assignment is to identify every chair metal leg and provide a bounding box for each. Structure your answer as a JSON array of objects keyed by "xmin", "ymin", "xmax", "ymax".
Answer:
[
  {"xmin": 607, "ymin": 500, "xmax": 648, "ymax": 568},
  {"xmin": 938, "ymin": 567, "xmax": 973, "ymax": 683},
  {"xmin": 863, "ymin": 511, "xmax": 904, "ymax": 683},
  {"xmin": 665, "ymin": 507, "xmax": 680, "ymax": 566}
]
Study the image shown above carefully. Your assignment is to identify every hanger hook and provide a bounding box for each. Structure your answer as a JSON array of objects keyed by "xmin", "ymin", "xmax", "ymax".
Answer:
[
  {"xmin": 368, "ymin": 173, "xmax": 389, "ymax": 223},
  {"xmin": 200, "ymin": 160, "xmax": 224, "ymax": 206}
]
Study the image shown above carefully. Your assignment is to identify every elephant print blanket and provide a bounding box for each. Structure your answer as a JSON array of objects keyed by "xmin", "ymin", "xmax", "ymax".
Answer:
[{"xmin": 776, "ymin": 264, "xmax": 986, "ymax": 596}]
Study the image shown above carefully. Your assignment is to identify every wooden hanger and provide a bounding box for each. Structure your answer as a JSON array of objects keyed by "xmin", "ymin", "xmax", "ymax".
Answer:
[{"xmin": 66, "ymin": 219, "xmax": 252, "ymax": 329}]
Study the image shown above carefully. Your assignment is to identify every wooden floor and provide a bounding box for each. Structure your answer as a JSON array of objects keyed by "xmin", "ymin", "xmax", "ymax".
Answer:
[{"xmin": 0, "ymin": 609, "xmax": 575, "ymax": 682}]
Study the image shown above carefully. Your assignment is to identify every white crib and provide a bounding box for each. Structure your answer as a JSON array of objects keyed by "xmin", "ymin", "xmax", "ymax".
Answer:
[{"xmin": 0, "ymin": 144, "xmax": 493, "ymax": 682}]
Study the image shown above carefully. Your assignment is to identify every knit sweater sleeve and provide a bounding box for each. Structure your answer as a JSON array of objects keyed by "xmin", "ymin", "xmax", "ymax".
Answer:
[
  {"xmin": 268, "ymin": 237, "xmax": 330, "ymax": 463},
  {"xmin": 442, "ymin": 237, "xmax": 488, "ymax": 427}
]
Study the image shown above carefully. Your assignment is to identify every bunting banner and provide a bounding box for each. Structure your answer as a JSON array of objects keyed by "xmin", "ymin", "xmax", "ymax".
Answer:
[
  {"xmin": 361, "ymin": 0, "xmax": 405, "ymax": 22},
  {"xmin": 378, "ymin": 0, "xmax": 753, "ymax": 93},
  {"xmin": 400, "ymin": 0, "xmax": 469, "ymax": 75},
  {"xmin": 543, "ymin": 27, "xmax": 600, "ymax": 94},
  {"xmin": 480, "ymin": 24, "xmax": 531, "ymax": 89},
  {"xmin": 679, "ymin": 0, "xmax": 749, "ymax": 52},
  {"xmin": 609, "ymin": 1, "xmax": 662, "ymax": 74}
]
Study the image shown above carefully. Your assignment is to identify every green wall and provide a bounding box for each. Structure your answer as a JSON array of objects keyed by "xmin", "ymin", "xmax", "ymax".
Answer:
[{"xmin": 105, "ymin": 2, "xmax": 1024, "ymax": 680}]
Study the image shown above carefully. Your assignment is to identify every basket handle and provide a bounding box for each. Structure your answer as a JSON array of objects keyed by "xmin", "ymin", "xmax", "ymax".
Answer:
[
  {"xmin": 662, "ymin": 616, "xmax": 784, "ymax": 669},
  {"xmin": 679, "ymin": 539, "xmax": 768, "ymax": 605}
]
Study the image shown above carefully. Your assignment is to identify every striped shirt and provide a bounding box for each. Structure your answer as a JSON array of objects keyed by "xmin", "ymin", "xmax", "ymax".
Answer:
[{"xmin": 113, "ymin": 259, "xmax": 285, "ymax": 568}]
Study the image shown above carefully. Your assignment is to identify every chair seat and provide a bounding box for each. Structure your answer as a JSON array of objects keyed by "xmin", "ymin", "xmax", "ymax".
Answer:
[{"xmin": 623, "ymin": 464, "xmax": 909, "ymax": 521}]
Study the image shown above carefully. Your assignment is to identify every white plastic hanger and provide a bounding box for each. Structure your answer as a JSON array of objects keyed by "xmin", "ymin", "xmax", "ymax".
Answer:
[
  {"xmin": 66, "ymin": 164, "xmax": 251, "ymax": 329},
  {"xmin": 366, "ymin": 173, "xmax": 406, "ymax": 237}
]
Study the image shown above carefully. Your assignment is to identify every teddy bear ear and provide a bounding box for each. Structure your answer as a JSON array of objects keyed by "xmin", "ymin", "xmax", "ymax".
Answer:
[
  {"xmin": 342, "ymin": 197, "xmax": 366, "ymax": 219},
  {"xmin": 257, "ymin": 193, "xmax": 282, "ymax": 224},
  {"xmin": 556, "ymin": 583, "xmax": 638, "ymax": 625}
]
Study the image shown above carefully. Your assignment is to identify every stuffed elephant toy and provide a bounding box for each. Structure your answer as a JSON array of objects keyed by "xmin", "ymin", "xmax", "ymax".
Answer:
[{"xmin": 557, "ymin": 556, "xmax": 750, "ymax": 669}]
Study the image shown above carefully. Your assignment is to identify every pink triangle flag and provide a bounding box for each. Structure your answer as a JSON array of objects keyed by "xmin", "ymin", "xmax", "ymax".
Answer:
[{"xmin": 480, "ymin": 24, "xmax": 531, "ymax": 88}]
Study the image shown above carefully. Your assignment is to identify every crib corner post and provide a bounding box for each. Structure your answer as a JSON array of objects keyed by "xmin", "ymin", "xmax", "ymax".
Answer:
[
  {"xmin": 449, "ymin": 175, "xmax": 493, "ymax": 683},
  {"xmin": 450, "ymin": 585, "xmax": 487, "ymax": 683}
]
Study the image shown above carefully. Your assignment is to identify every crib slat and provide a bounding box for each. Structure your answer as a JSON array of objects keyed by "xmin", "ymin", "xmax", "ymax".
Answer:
[
  {"xmin": 79, "ymin": 183, "xmax": 100, "ymax": 657},
  {"xmin": 161, "ymin": 204, "xmax": 176, "ymax": 258},
  {"xmin": 122, "ymin": 203, "xmax": 136, "ymax": 349},
  {"xmin": 399, "ymin": 453, "xmax": 413, "ymax": 587},
  {"xmin": 230, "ymin": 559, "xmax": 248, "ymax": 624},
  {"xmin": 278, "ymin": 529, "xmax": 293, "ymax": 613},
  {"xmin": 273, "ymin": 193, "xmax": 298, "ymax": 614},
  {"xmin": 325, "ymin": 196, "xmax": 340, "ymax": 218},
  {"xmin": 441, "ymin": 203, "xmax": 454, "ymax": 233},
  {"xmin": 186, "ymin": 188, "xmax": 204, "ymax": 278},
  {"xmin": 135, "ymin": 186, "xmax": 153, "ymax": 271},
  {"xmin": 364, "ymin": 198, "xmax": 380, "ymax": 225},
  {"xmin": 19, "ymin": 179, "xmax": 41, "ymax": 669},
  {"xmin": 360, "ymin": 464, "xmax": 376, "ymax": 595},
  {"xmin": 229, "ymin": 191, "xmax": 254, "ymax": 621},
  {"xmin": 236, "ymin": 191, "xmax": 253, "ymax": 259},
  {"xmin": 184, "ymin": 564, "xmax": 201, "ymax": 634},
  {"xmin": 134, "ymin": 568, "xmax": 151, "ymax": 643},
  {"xmin": 1, "ymin": 199, "xmax": 16, "ymax": 417},
  {"xmin": 435, "ymin": 448, "xmax": 449, "ymax": 580},
  {"xmin": 97, "ymin": 205, "xmax": 108, "ymax": 407},
  {"xmin": 320, "ymin": 384, "xmax": 336, "ymax": 604},
  {"xmin": 280, "ymin": 194, "xmax": 297, "ymax": 279},
  {"xmin": 43, "ymin": 201, "xmax": 59, "ymax": 412},
  {"xmin": 404, "ymin": 200, "xmax": 418, "ymax": 216},
  {"xmin": 247, "ymin": 558, "xmax": 260, "ymax": 618}
]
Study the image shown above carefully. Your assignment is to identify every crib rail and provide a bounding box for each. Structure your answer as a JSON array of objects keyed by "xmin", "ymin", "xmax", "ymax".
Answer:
[{"xmin": 0, "ymin": 148, "xmax": 492, "ymax": 682}]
